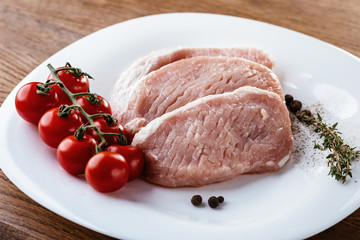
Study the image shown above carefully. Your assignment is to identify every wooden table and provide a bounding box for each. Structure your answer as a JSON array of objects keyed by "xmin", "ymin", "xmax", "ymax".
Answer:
[{"xmin": 1, "ymin": 0, "xmax": 360, "ymax": 239}]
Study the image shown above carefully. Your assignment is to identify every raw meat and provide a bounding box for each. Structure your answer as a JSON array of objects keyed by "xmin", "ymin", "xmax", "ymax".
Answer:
[
  {"xmin": 114, "ymin": 56, "xmax": 283, "ymax": 138},
  {"xmin": 111, "ymin": 47, "xmax": 275, "ymax": 123},
  {"xmin": 131, "ymin": 86, "xmax": 293, "ymax": 187}
]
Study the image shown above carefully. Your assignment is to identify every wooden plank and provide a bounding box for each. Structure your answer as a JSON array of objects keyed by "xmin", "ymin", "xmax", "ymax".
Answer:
[{"xmin": 1, "ymin": 0, "xmax": 360, "ymax": 239}]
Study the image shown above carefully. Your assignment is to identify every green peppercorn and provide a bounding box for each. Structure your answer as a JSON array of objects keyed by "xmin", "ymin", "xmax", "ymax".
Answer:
[
  {"xmin": 285, "ymin": 94, "xmax": 294, "ymax": 106},
  {"xmin": 217, "ymin": 196, "xmax": 224, "ymax": 203},
  {"xmin": 191, "ymin": 195, "xmax": 202, "ymax": 206},
  {"xmin": 208, "ymin": 196, "xmax": 219, "ymax": 208},
  {"xmin": 289, "ymin": 100, "xmax": 302, "ymax": 113}
]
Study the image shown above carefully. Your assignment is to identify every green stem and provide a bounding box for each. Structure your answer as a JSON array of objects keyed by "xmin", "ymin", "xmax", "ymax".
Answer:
[
  {"xmin": 47, "ymin": 64, "xmax": 110, "ymax": 153},
  {"xmin": 88, "ymin": 113, "xmax": 112, "ymax": 119},
  {"xmin": 89, "ymin": 113, "xmax": 103, "ymax": 118},
  {"xmin": 72, "ymin": 92, "xmax": 95, "ymax": 98}
]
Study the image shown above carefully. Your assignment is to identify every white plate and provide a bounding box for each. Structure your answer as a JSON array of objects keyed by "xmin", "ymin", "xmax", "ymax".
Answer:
[{"xmin": 1, "ymin": 13, "xmax": 360, "ymax": 240}]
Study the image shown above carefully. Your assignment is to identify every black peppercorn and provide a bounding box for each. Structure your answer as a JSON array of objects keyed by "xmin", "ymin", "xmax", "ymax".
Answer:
[
  {"xmin": 285, "ymin": 94, "xmax": 294, "ymax": 106},
  {"xmin": 191, "ymin": 195, "xmax": 202, "ymax": 206},
  {"xmin": 289, "ymin": 100, "xmax": 302, "ymax": 113},
  {"xmin": 217, "ymin": 196, "xmax": 224, "ymax": 203},
  {"xmin": 208, "ymin": 196, "xmax": 219, "ymax": 208}
]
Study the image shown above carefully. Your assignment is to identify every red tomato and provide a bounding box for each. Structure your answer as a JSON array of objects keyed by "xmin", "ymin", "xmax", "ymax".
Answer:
[
  {"xmin": 77, "ymin": 95, "xmax": 112, "ymax": 123},
  {"xmin": 105, "ymin": 145, "xmax": 144, "ymax": 181},
  {"xmin": 85, "ymin": 151, "xmax": 129, "ymax": 193},
  {"xmin": 15, "ymin": 82, "xmax": 59, "ymax": 125},
  {"xmin": 86, "ymin": 118, "xmax": 127, "ymax": 147},
  {"xmin": 38, "ymin": 107, "xmax": 83, "ymax": 148},
  {"xmin": 47, "ymin": 66, "xmax": 90, "ymax": 105},
  {"xmin": 57, "ymin": 135, "xmax": 97, "ymax": 175}
]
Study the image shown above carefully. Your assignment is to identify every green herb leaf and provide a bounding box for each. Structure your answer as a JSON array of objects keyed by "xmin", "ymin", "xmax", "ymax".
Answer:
[{"xmin": 296, "ymin": 110, "xmax": 360, "ymax": 183}]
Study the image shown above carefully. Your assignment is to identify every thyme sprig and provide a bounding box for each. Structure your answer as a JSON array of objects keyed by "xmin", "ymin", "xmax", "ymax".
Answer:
[{"xmin": 296, "ymin": 110, "xmax": 360, "ymax": 183}]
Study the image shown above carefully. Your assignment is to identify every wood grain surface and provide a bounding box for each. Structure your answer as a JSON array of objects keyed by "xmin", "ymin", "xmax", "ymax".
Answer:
[{"xmin": 1, "ymin": 0, "xmax": 360, "ymax": 239}]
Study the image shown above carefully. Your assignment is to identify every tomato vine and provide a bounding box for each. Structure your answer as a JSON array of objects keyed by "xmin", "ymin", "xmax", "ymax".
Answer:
[{"xmin": 44, "ymin": 63, "xmax": 127, "ymax": 152}]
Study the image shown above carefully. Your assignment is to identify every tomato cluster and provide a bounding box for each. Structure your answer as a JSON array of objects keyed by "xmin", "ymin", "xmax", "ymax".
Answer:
[{"xmin": 15, "ymin": 63, "xmax": 144, "ymax": 193}]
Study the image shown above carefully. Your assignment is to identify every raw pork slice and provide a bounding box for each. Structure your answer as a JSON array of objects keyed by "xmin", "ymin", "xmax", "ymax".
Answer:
[
  {"xmin": 132, "ymin": 86, "xmax": 293, "ymax": 187},
  {"xmin": 115, "ymin": 56, "xmax": 283, "ymax": 138},
  {"xmin": 111, "ymin": 47, "xmax": 275, "ymax": 121}
]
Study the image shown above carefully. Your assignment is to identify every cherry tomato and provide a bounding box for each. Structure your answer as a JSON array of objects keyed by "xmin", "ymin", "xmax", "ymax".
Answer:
[
  {"xmin": 15, "ymin": 82, "xmax": 59, "ymax": 125},
  {"xmin": 47, "ymin": 66, "xmax": 90, "ymax": 105},
  {"xmin": 105, "ymin": 145, "xmax": 144, "ymax": 181},
  {"xmin": 57, "ymin": 135, "xmax": 97, "ymax": 175},
  {"xmin": 77, "ymin": 95, "xmax": 112, "ymax": 123},
  {"xmin": 86, "ymin": 118, "xmax": 127, "ymax": 147},
  {"xmin": 38, "ymin": 107, "xmax": 83, "ymax": 148},
  {"xmin": 85, "ymin": 151, "xmax": 129, "ymax": 193}
]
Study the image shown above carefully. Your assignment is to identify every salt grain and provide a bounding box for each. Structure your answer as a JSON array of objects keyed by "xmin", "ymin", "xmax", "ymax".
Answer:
[{"xmin": 291, "ymin": 101, "xmax": 360, "ymax": 176}]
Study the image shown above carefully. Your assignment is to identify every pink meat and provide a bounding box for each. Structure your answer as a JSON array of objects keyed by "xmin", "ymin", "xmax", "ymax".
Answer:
[
  {"xmin": 114, "ymin": 56, "xmax": 283, "ymax": 138},
  {"xmin": 132, "ymin": 86, "xmax": 293, "ymax": 187},
  {"xmin": 111, "ymin": 47, "xmax": 275, "ymax": 122}
]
